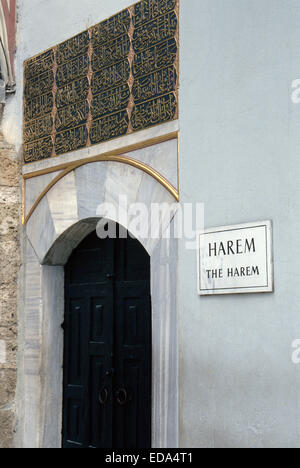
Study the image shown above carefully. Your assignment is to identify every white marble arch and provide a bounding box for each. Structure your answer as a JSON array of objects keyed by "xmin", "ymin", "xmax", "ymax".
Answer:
[{"xmin": 17, "ymin": 160, "xmax": 179, "ymax": 448}]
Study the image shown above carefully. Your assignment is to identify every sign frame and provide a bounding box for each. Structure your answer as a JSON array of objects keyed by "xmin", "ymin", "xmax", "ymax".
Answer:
[{"xmin": 197, "ymin": 220, "xmax": 274, "ymax": 296}]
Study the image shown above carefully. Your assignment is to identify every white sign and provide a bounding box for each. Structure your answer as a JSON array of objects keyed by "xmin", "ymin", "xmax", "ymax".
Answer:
[{"xmin": 197, "ymin": 221, "xmax": 273, "ymax": 295}]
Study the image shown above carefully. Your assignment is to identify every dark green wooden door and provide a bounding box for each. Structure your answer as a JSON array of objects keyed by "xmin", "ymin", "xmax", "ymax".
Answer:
[{"xmin": 62, "ymin": 230, "xmax": 151, "ymax": 448}]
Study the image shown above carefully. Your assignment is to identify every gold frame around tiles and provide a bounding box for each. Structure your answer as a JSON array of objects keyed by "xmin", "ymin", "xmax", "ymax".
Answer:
[{"xmin": 22, "ymin": 132, "xmax": 180, "ymax": 226}]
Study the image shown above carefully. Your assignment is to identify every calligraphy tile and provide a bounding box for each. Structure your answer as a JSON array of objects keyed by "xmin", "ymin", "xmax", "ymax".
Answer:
[
  {"xmin": 91, "ymin": 84, "xmax": 130, "ymax": 119},
  {"xmin": 57, "ymin": 31, "xmax": 90, "ymax": 65},
  {"xmin": 24, "ymin": 114, "xmax": 53, "ymax": 143},
  {"xmin": 92, "ymin": 34, "xmax": 130, "ymax": 71},
  {"xmin": 133, "ymin": 0, "xmax": 176, "ymax": 27},
  {"xmin": 133, "ymin": 11, "xmax": 177, "ymax": 53},
  {"xmin": 91, "ymin": 60, "xmax": 130, "ymax": 94},
  {"xmin": 90, "ymin": 111, "xmax": 129, "ymax": 145},
  {"xmin": 24, "ymin": 70, "xmax": 54, "ymax": 100},
  {"xmin": 92, "ymin": 10, "xmax": 130, "ymax": 48},
  {"xmin": 24, "ymin": 92, "xmax": 53, "ymax": 122},
  {"xmin": 56, "ymin": 53, "xmax": 89, "ymax": 88},
  {"xmin": 131, "ymin": 93, "xmax": 177, "ymax": 131},
  {"xmin": 55, "ymin": 125, "xmax": 88, "ymax": 155},
  {"xmin": 24, "ymin": 136, "xmax": 53, "ymax": 163},
  {"xmin": 55, "ymin": 77, "xmax": 89, "ymax": 109},
  {"xmin": 55, "ymin": 100, "xmax": 89, "ymax": 132},
  {"xmin": 25, "ymin": 50, "xmax": 54, "ymax": 81},
  {"xmin": 132, "ymin": 66, "xmax": 177, "ymax": 104},
  {"xmin": 133, "ymin": 38, "xmax": 177, "ymax": 78}
]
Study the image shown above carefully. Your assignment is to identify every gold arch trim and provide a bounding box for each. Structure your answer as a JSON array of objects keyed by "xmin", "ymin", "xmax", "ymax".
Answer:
[{"xmin": 22, "ymin": 154, "xmax": 179, "ymax": 225}]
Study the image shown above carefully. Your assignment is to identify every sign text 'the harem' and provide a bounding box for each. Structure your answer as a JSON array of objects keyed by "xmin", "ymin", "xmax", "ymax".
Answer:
[{"xmin": 23, "ymin": 0, "xmax": 179, "ymax": 163}]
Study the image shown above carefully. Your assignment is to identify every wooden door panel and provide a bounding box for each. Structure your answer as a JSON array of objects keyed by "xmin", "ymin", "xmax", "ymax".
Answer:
[
  {"xmin": 87, "ymin": 285, "xmax": 114, "ymax": 448},
  {"xmin": 63, "ymin": 293, "xmax": 88, "ymax": 448},
  {"xmin": 66, "ymin": 298, "xmax": 85, "ymax": 386},
  {"xmin": 114, "ymin": 282, "xmax": 151, "ymax": 449},
  {"xmin": 64, "ymin": 398, "xmax": 83, "ymax": 448},
  {"xmin": 88, "ymin": 356, "xmax": 110, "ymax": 448},
  {"xmin": 63, "ymin": 282, "xmax": 114, "ymax": 448},
  {"xmin": 63, "ymin": 231, "xmax": 151, "ymax": 449}
]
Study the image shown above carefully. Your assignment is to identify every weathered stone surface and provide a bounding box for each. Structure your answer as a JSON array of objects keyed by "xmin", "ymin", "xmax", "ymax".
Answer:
[
  {"xmin": 0, "ymin": 411, "xmax": 14, "ymax": 448},
  {"xmin": 0, "ymin": 186, "xmax": 19, "ymax": 204},
  {"xmin": 0, "ymin": 284, "xmax": 17, "ymax": 327},
  {"xmin": 0, "ymin": 139, "xmax": 16, "ymax": 151},
  {"xmin": 0, "ymin": 369, "xmax": 17, "ymax": 407},
  {"xmin": 0, "ymin": 132, "xmax": 19, "ymax": 448},
  {"xmin": 0, "ymin": 240, "xmax": 20, "ymax": 285},
  {"xmin": 0, "ymin": 204, "xmax": 19, "ymax": 237},
  {"xmin": 0, "ymin": 156, "xmax": 19, "ymax": 186}
]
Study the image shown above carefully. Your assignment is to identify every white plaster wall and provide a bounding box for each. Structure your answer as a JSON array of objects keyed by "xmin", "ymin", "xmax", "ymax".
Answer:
[{"xmin": 179, "ymin": 0, "xmax": 300, "ymax": 448}]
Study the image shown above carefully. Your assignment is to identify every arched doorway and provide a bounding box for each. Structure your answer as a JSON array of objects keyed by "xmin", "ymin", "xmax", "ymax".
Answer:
[
  {"xmin": 62, "ymin": 228, "xmax": 151, "ymax": 449},
  {"xmin": 20, "ymin": 157, "xmax": 179, "ymax": 448}
]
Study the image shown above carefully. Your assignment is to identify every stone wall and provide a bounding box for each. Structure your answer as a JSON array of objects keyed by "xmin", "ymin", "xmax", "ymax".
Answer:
[{"xmin": 0, "ymin": 131, "xmax": 20, "ymax": 448}]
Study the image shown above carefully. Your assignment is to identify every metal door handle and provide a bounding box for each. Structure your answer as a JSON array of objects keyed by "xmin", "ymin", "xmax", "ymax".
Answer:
[
  {"xmin": 115, "ymin": 388, "xmax": 127, "ymax": 406},
  {"xmin": 99, "ymin": 387, "xmax": 108, "ymax": 405},
  {"xmin": 105, "ymin": 368, "xmax": 115, "ymax": 377}
]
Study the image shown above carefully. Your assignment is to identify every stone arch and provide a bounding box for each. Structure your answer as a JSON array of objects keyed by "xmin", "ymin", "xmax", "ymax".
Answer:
[
  {"xmin": 23, "ymin": 155, "xmax": 179, "ymax": 226},
  {"xmin": 18, "ymin": 160, "xmax": 179, "ymax": 448},
  {"xmin": 26, "ymin": 160, "xmax": 178, "ymax": 264}
]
